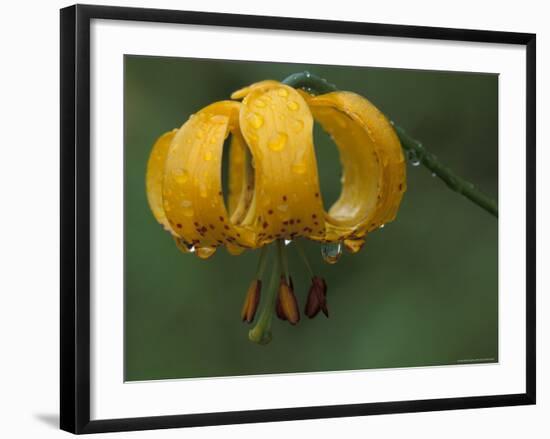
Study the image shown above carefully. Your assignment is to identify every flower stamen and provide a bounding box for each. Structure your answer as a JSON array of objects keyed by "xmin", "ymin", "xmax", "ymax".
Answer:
[{"xmin": 241, "ymin": 246, "xmax": 269, "ymax": 323}]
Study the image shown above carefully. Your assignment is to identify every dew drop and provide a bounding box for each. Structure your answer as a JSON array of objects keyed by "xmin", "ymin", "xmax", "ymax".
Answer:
[
  {"xmin": 277, "ymin": 88, "xmax": 289, "ymax": 97},
  {"xmin": 304, "ymin": 71, "xmax": 311, "ymax": 78},
  {"xmin": 431, "ymin": 172, "xmax": 437, "ymax": 177},
  {"xmin": 173, "ymin": 168, "xmax": 189, "ymax": 184},
  {"xmin": 204, "ymin": 151, "xmax": 213, "ymax": 161},
  {"xmin": 248, "ymin": 113, "xmax": 264, "ymax": 129},
  {"xmin": 196, "ymin": 247, "xmax": 216, "ymax": 259},
  {"xmin": 407, "ymin": 149, "xmax": 421, "ymax": 166},
  {"xmin": 181, "ymin": 200, "xmax": 194, "ymax": 217},
  {"xmin": 290, "ymin": 119, "xmax": 304, "ymax": 132},
  {"xmin": 196, "ymin": 130, "xmax": 205, "ymax": 140},
  {"xmin": 321, "ymin": 242, "xmax": 342, "ymax": 264},
  {"xmin": 268, "ymin": 132, "xmax": 288, "ymax": 152},
  {"xmin": 255, "ymin": 99, "xmax": 267, "ymax": 108},
  {"xmin": 287, "ymin": 101, "xmax": 299, "ymax": 111},
  {"xmin": 291, "ymin": 161, "xmax": 307, "ymax": 174}
]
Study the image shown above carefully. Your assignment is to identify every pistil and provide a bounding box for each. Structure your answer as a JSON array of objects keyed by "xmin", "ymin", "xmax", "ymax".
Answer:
[{"xmin": 248, "ymin": 241, "xmax": 284, "ymax": 344}]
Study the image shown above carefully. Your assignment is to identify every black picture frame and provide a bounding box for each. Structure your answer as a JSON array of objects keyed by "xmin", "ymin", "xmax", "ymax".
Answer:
[{"xmin": 60, "ymin": 4, "xmax": 536, "ymax": 434}]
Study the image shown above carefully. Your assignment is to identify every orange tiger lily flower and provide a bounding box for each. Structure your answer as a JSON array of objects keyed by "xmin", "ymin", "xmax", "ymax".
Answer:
[{"xmin": 146, "ymin": 79, "xmax": 406, "ymax": 343}]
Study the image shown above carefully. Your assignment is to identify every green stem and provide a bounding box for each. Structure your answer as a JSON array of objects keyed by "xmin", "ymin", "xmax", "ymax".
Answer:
[
  {"xmin": 254, "ymin": 245, "xmax": 269, "ymax": 279},
  {"xmin": 282, "ymin": 72, "xmax": 498, "ymax": 218},
  {"xmin": 248, "ymin": 242, "xmax": 283, "ymax": 345}
]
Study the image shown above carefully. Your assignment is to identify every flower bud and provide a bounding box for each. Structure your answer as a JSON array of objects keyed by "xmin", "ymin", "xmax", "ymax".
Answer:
[
  {"xmin": 241, "ymin": 279, "xmax": 261, "ymax": 323},
  {"xmin": 305, "ymin": 276, "xmax": 328, "ymax": 318}
]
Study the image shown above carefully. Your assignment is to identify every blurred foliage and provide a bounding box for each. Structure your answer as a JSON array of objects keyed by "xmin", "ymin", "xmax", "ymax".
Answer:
[{"xmin": 124, "ymin": 56, "xmax": 498, "ymax": 381}]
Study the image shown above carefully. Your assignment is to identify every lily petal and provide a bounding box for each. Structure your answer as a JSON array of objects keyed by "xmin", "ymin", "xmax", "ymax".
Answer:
[
  {"xmin": 239, "ymin": 82, "xmax": 326, "ymax": 244},
  {"xmin": 162, "ymin": 101, "xmax": 256, "ymax": 257},
  {"xmin": 304, "ymin": 91, "xmax": 406, "ymax": 241},
  {"xmin": 146, "ymin": 129, "xmax": 179, "ymax": 236}
]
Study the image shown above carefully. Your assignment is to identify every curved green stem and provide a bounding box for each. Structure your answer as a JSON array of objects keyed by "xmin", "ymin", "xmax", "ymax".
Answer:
[
  {"xmin": 248, "ymin": 242, "xmax": 283, "ymax": 345},
  {"xmin": 393, "ymin": 125, "xmax": 498, "ymax": 217},
  {"xmin": 282, "ymin": 72, "xmax": 498, "ymax": 218}
]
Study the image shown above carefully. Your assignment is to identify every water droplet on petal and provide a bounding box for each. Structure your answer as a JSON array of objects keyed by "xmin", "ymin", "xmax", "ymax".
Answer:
[
  {"xmin": 255, "ymin": 99, "xmax": 267, "ymax": 108},
  {"xmin": 321, "ymin": 242, "xmax": 342, "ymax": 264},
  {"xmin": 174, "ymin": 169, "xmax": 189, "ymax": 184},
  {"xmin": 204, "ymin": 151, "xmax": 213, "ymax": 161},
  {"xmin": 248, "ymin": 113, "xmax": 264, "ymax": 129},
  {"xmin": 277, "ymin": 88, "xmax": 289, "ymax": 97},
  {"xmin": 290, "ymin": 119, "xmax": 304, "ymax": 132},
  {"xmin": 196, "ymin": 247, "xmax": 216, "ymax": 259},
  {"xmin": 291, "ymin": 161, "xmax": 307, "ymax": 174},
  {"xmin": 268, "ymin": 132, "xmax": 288, "ymax": 152},
  {"xmin": 287, "ymin": 101, "xmax": 299, "ymax": 111},
  {"xmin": 181, "ymin": 200, "xmax": 194, "ymax": 217}
]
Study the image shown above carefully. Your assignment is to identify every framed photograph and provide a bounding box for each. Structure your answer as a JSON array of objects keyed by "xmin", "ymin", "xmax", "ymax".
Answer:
[{"xmin": 60, "ymin": 4, "xmax": 536, "ymax": 434}]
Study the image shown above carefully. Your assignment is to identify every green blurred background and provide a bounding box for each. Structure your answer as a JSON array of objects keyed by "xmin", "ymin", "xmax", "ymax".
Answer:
[{"xmin": 124, "ymin": 56, "xmax": 498, "ymax": 381}]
